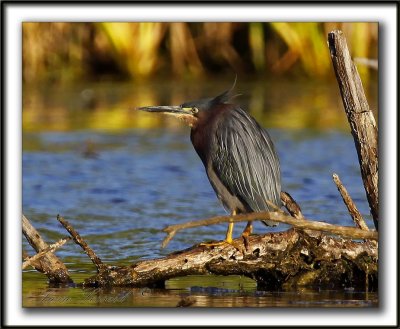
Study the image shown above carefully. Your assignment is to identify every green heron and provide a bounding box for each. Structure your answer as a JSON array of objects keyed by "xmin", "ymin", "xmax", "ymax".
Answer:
[{"xmin": 138, "ymin": 83, "xmax": 281, "ymax": 246}]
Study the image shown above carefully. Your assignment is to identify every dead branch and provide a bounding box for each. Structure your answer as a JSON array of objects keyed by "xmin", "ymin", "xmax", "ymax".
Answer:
[
  {"xmin": 23, "ymin": 249, "xmax": 42, "ymax": 271},
  {"xmin": 332, "ymin": 173, "xmax": 369, "ymax": 231},
  {"xmin": 280, "ymin": 191, "xmax": 304, "ymax": 220},
  {"xmin": 22, "ymin": 237, "xmax": 71, "ymax": 270},
  {"xmin": 57, "ymin": 215, "xmax": 106, "ymax": 271},
  {"xmin": 83, "ymin": 228, "xmax": 377, "ymax": 289},
  {"xmin": 162, "ymin": 209, "xmax": 378, "ymax": 248},
  {"xmin": 328, "ymin": 30, "xmax": 379, "ymax": 230},
  {"xmin": 22, "ymin": 214, "xmax": 73, "ymax": 284}
]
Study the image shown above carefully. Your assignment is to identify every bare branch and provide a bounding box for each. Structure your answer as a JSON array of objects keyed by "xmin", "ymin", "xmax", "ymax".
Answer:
[
  {"xmin": 22, "ymin": 214, "xmax": 73, "ymax": 284},
  {"xmin": 57, "ymin": 215, "xmax": 106, "ymax": 271},
  {"xmin": 332, "ymin": 173, "xmax": 369, "ymax": 231},
  {"xmin": 162, "ymin": 210, "xmax": 378, "ymax": 248},
  {"xmin": 280, "ymin": 191, "xmax": 304, "ymax": 220},
  {"xmin": 22, "ymin": 237, "xmax": 71, "ymax": 270}
]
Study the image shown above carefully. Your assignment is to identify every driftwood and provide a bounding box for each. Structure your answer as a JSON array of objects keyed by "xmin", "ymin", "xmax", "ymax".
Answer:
[
  {"xmin": 81, "ymin": 195, "xmax": 377, "ymax": 289},
  {"xmin": 83, "ymin": 228, "xmax": 377, "ymax": 289},
  {"xmin": 23, "ymin": 30, "xmax": 378, "ymax": 290},
  {"xmin": 22, "ymin": 214, "xmax": 73, "ymax": 284},
  {"xmin": 328, "ymin": 30, "xmax": 379, "ymax": 230},
  {"xmin": 22, "ymin": 187, "xmax": 378, "ymax": 290},
  {"xmin": 22, "ymin": 237, "xmax": 70, "ymax": 270}
]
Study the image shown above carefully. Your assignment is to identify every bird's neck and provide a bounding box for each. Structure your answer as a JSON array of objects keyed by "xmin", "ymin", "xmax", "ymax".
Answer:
[
  {"xmin": 190, "ymin": 125, "xmax": 208, "ymax": 165},
  {"xmin": 190, "ymin": 105, "xmax": 229, "ymax": 164}
]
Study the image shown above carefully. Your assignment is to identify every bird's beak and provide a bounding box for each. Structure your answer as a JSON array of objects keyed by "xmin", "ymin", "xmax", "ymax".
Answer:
[
  {"xmin": 137, "ymin": 105, "xmax": 197, "ymax": 127},
  {"xmin": 137, "ymin": 105, "xmax": 189, "ymax": 114}
]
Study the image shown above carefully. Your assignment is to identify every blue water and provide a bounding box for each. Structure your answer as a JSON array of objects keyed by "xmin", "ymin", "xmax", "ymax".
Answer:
[{"xmin": 22, "ymin": 128, "xmax": 373, "ymax": 266}]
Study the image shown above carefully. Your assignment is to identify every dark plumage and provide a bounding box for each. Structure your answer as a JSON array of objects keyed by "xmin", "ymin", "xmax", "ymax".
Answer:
[
  {"xmin": 190, "ymin": 98, "xmax": 281, "ymax": 226},
  {"xmin": 138, "ymin": 84, "xmax": 281, "ymax": 243}
]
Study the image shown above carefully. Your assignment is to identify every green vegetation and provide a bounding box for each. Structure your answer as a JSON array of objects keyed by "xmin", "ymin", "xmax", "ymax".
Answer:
[{"xmin": 23, "ymin": 22, "xmax": 377, "ymax": 83}]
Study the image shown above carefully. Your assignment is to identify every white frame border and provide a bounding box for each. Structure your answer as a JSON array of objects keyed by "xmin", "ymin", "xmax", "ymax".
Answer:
[{"xmin": 4, "ymin": 2, "xmax": 398, "ymax": 327}]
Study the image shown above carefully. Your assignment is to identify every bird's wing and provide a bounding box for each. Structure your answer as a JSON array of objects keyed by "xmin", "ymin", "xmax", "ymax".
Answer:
[{"xmin": 211, "ymin": 106, "xmax": 281, "ymax": 213}]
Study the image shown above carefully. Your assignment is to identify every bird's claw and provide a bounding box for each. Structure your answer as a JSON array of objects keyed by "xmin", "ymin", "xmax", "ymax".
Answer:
[{"xmin": 199, "ymin": 239, "xmax": 242, "ymax": 252}]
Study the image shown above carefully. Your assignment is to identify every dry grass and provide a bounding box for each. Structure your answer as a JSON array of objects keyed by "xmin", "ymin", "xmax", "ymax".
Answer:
[{"xmin": 22, "ymin": 22, "xmax": 378, "ymax": 83}]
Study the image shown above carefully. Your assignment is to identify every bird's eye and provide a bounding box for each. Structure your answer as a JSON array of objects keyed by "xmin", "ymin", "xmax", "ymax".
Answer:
[{"xmin": 192, "ymin": 107, "xmax": 199, "ymax": 114}]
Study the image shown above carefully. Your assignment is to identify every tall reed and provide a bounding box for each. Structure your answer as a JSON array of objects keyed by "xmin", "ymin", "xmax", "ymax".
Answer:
[{"xmin": 22, "ymin": 22, "xmax": 378, "ymax": 83}]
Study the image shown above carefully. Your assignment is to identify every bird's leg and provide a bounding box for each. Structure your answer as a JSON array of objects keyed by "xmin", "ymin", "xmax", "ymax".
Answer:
[
  {"xmin": 199, "ymin": 211, "xmax": 239, "ymax": 249},
  {"xmin": 241, "ymin": 221, "xmax": 253, "ymax": 251},
  {"xmin": 224, "ymin": 213, "xmax": 235, "ymax": 243},
  {"xmin": 241, "ymin": 221, "xmax": 253, "ymax": 237}
]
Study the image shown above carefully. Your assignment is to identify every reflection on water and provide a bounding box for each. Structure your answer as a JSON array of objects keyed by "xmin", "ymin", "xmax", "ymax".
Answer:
[
  {"xmin": 22, "ymin": 77, "xmax": 378, "ymax": 132},
  {"xmin": 22, "ymin": 79, "xmax": 377, "ymax": 307},
  {"xmin": 23, "ymin": 272, "xmax": 377, "ymax": 308}
]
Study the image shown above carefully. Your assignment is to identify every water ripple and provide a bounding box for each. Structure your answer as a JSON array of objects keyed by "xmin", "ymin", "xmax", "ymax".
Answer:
[{"xmin": 23, "ymin": 129, "xmax": 373, "ymax": 263}]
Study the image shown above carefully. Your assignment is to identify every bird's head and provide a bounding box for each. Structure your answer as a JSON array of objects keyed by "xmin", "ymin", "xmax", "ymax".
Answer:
[{"xmin": 137, "ymin": 80, "xmax": 239, "ymax": 128}]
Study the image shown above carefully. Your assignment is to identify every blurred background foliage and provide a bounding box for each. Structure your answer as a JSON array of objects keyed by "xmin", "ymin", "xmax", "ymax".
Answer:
[
  {"xmin": 22, "ymin": 22, "xmax": 378, "ymax": 132},
  {"xmin": 23, "ymin": 22, "xmax": 378, "ymax": 82}
]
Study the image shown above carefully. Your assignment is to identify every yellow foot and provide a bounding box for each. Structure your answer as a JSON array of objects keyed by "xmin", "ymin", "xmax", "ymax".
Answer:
[
  {"xmin": 199, "ymin": 238, "xmax": 241, "ymax": 251},
  {"xmin": 199, "ymin": 239, "xmax": 233, "ymax": 248},
  {"xmin": 200, "ymin": 213, "xmax": 241, "ymax": 250}
]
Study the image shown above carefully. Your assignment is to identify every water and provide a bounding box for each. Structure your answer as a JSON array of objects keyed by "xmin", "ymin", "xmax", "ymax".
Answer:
[
  {"xmin": 23, "ymin": 272, "xmax": 376, "ymax": 308},
  {"xmin": 22, "ymin": 78, "xmax": 377, "ymax": 307},
  {"xmin": 22, "ymin": 128, "xmax": 376, "ymax": 307}
]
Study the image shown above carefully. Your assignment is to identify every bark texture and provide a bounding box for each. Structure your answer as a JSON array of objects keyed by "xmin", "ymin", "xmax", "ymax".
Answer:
[
  {"xmin": 83, "ymin": 229, "xmax": 377, "ymax": 290},
  {"xmin": 22, "ymin": 214, "xmax": 73, "ymax": 284},
  {"xmin": 328, "ymin": 30, "xmax": 379, "ymax": 230}
]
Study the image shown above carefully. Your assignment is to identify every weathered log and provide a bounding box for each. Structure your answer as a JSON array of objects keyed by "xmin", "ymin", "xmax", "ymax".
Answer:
[
  {"xmin": 24, "ymin": 183, "xmax": 377, "ymax": 290},
  {"xmin": 22, "ymin": 214, "xmax": 73, "ymax": 284},
  {"xmin": 82, "ymin": 228, "xmax": 377, "ymax": 290},
  {"xmin": 328, "ymin": 30, "xmax": 379, "ymax": 230},
  {"xmin": 81, "ymin": 192, "xmax": 377, "ymax": 290}
]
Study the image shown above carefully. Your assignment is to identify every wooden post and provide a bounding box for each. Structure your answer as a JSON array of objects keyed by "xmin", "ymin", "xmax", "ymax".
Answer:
[{"xmin": 328, "ymin": 30, "xmax": 379, "ymax": 230}]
